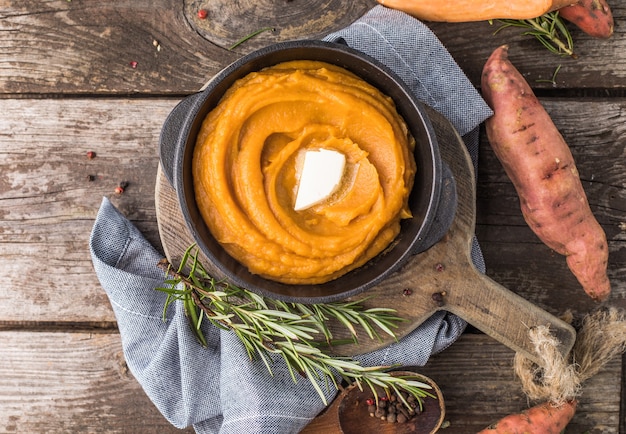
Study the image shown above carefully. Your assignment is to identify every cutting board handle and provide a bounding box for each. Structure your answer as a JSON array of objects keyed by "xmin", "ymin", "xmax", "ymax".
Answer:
[{"xmin": 443, "ymin": 264, "xmax": 576, "ymax": 365}]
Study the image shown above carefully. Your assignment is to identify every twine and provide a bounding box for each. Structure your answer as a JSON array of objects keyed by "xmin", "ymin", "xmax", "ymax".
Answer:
[{"xmin": 514, "ymin": 307, "xmax": 626, "ymax": 406}]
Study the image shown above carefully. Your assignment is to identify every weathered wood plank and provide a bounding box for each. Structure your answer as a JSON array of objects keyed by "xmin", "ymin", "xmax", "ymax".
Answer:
[
  {"xmin": 1, "ymin": 97, "xmax": 623, "ymax": 323},
  {"xmin": 0, "ymin": 1, "xmax": 624, "ymax": 432},
  {"xmin": 2, "ymin": 1, "xmax": 626, "ymax": 95},
  {"xmin": 0, "ymin": 0, "xmax": 235, "ymax": 94},
  {"xmin": 0, "ymin": 98, "xmax": 179, "ymax": 324},
  {"xmin": 0, "ymin": 330, "xmax": 193, "ymax": 433},
  {"xmin": 0, "ymin": 331, "xmax": 618, "ymax": 433},
  {"xmin": 183, "ymin": 0, "xmax": 373, "ymax": 51},
  {"xmin": 429, "ymin": 13, "xmax": 626, "ymax": 91}
]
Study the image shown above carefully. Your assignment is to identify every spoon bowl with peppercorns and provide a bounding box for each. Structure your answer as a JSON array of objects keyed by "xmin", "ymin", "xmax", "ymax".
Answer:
[{"xmin": 304, "ymin": 369, "xmax": 444, "ymax": 433}]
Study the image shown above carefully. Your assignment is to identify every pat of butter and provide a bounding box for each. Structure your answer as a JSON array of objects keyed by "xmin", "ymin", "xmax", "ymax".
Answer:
[{"xmin": 294, "ymin": 149, "xmax": 346, "ymax": 211}]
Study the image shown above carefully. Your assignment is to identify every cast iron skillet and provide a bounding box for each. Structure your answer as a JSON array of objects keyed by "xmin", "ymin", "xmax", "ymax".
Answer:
[{"xmin": 159, "ymin": 40, "xmax": 451, "ymax": 304}]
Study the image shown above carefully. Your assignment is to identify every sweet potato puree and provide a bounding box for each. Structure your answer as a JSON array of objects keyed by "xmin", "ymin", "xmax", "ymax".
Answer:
[{"xmin": 192, "ymin": 60, "xmax": 416, "ymax": 284}]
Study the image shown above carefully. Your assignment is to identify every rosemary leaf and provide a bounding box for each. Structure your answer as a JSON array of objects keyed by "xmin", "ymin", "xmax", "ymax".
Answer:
[
  {"xmin": 229, "ymin": 27, "xmax": 275, "ymax": 50},
  {"xmin": 363, "ymin": 307, "xmax": 400, "ymax": 314},
  {"xmin": 255, "ymin": 346, "xmax": 274, "ymax": 375},
  {"xmin": 353, "ymin": 313, "xmax": 379, "ymax": 341},
  {"xmin": 254, "ymin": 309, "xmax": 305, "ymax": 321},
  {"xmin": 264, "ymin": 321, "xmax": 312, "ymax": 341},
  {"xmin": 247, "ymin": 291, "xmax": 269, "ymax": 309},
  {"xmin": 155, "ymin": 244, "xmax": 433, "ymax": 410},
  {"xmin": 328, "ymin": 309, "xmax": 357, "ymax": 337},
  {"xmin": 300, "ymin": 363, "xmax": 329, "ymax": 405},
  {"xmin": 178, "ymin": 248, "xmax": 192, "ymax": 273},
  {"xmin": 322, "ymin": 358, "xmax": 367, "ymax": 372},
  {"xmin": 367, "ymin": 317, "xmax": 399, "ymax": 339}
]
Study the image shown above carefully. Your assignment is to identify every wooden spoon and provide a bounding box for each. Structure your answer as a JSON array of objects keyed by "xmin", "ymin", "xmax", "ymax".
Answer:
[{"xmin": 302, "ymin": 370, "xmax": 444, "ymax": 434}]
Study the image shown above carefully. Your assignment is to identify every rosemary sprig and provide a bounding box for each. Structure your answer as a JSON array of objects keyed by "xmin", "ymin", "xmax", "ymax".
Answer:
[
  {"xmin": 155, "ymin": 244, "xmax": 433, "ymax": 409},
  {"xmin": 493, "ymin": 12, "xmax": 576, "ymax": 58}
]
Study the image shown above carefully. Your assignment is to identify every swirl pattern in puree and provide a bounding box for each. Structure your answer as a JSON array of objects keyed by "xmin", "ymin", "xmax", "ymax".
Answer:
[{"xmin": 193, "ymin": 60, "xmax": 416, "ymax": 285}]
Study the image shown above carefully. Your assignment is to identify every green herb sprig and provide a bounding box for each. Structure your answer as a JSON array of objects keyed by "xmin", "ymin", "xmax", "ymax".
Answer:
[
  {"xmin": 156, "ymin": 244, "xmax": 434, "ymax": 409},
  {"xmin": 229, "ymin": 27, "xmax": 275, "ymax": 50},
  {"xmin": 493, "ymin": 12, "xmax": 576, "ymax": 58}
]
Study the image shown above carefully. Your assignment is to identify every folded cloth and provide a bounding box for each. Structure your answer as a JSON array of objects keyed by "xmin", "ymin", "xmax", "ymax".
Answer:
[{"xmin": 90, "ymin": 6, "xmax": 492, "ymax": 433}]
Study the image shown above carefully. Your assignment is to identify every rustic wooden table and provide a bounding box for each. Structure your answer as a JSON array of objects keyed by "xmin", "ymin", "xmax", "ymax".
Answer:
[{"xmin": 1, "ymin": 1, "xmax": 624, "ymax": 433}]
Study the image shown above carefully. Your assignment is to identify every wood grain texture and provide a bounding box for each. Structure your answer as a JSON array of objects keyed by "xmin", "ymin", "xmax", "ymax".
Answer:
[
  {"xmin": 305, "ymin": 371, "xmax": 445, "ymax": 434},
  {"xmin": 1, "ymin": 97, "xmax": 622, "ymax": 324},
  {"xmin": 0, "ymin": 95, "xmax": 622, "ymax": 429},
  {"xmin": 0, "ymin": 0, "xmax": 237, "ymax": 94},
  {"xmin": 0, "ymin": 331, "xmax": 193, "ymax": 433},
  {"xmin": 2, "ymin": 1, "xmax": 626, "ymax": 96},
  {"xmin": 1, "ymin": 1, "xmax": 625, "ymax": 432},
  {"xmin": 428, "ymin": 17, "xmax": 626, "ymax": 91},
  {"xmin": 0, "ymin": 331, "xmax": 617, "ymax": 433},
  {"xmin": 0, "ymin": 98, "xmax": 178, "ymax": 324},
  {"xmin": 184, "ymin": 0, "xmax": 373, "ymax": 51}
]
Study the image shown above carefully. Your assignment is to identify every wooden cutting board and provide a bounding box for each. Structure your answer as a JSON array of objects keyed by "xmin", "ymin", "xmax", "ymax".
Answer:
[{"xmin": 155, "ymin": 106, "xmax": 576, "ymax": 366}]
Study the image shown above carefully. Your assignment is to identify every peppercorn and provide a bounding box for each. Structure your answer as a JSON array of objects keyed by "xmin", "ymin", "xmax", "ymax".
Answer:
[
  {"xmin": 398, "ymin": 405, "xmax": 410, "ymax": 420},
  {"xmin": 86, "ymin": 151, "xmax": 96, "ymax": 159},
  {"xmin": 367, "ymin": 405, "xmax": 376, "ymax": 417},
  {"xmin": 115, "ymin": 181, "xmax": 129, "ymax": 195},
  {"xmin": 197, "ymin": 9, "xmax": 208, "ymax": 19},
  {"xmin": 432, "ymin": 291, "xmax": 446, "ymax": 307},
  {"xmin": 374, "ymin": 408, "xmax": 386, "ymax": 419},
  {"xmin": 361, "ymin": 389, "xmax": 430, "ymax": 425}
]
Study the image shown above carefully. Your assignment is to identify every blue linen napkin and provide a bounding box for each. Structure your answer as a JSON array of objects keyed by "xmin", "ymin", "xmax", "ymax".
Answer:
[{"xmin": 90, "ymin": 6, "xmax": 492, "ymax": 433}]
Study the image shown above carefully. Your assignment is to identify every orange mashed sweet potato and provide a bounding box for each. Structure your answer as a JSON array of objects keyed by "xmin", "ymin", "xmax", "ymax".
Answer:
[{"xmin": 192, "ymin": 60, "xmax": 416, "ymax": 284}]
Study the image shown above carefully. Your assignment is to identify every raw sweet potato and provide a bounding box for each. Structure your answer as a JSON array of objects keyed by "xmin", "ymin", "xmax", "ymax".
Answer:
[
  {"xmin": 477, "ymin": 400, "xmax": 577, "ymax": 434},
  {"xmin": 376, "ymin": 0, "xmax": 577, "ymax": 22},
  {"xmin": 558, "ymin": 0, "xmax": 614, "ymax": 38},
  {"xmin": 481, "ymin": 45, "xmax": 610, "ymax": 301}
]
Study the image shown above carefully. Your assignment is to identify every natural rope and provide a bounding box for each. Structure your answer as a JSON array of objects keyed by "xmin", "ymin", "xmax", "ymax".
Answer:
[
  {"xmin": 572, "ymin": 307, "xmax": 626, "ymax": 382},
  {"xmin": 514, "ymin": 307, "xmax": 626, "ymax": 406},
  {"xmin": 514, "ymin": 326, "xmax": 580, "ymax": 405}
]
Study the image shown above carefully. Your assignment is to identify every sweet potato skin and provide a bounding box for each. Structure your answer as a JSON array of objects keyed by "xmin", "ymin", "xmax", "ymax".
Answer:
[
  {"xmin": 376, "ymin": 0, "xmax": 577, "ymax": 22},
  {"xmin": 481, "ymin": 45, "xmax": 610, "ymax": 301},
  {"xmin": 477, "ymin": 400, "xmax": 577, "ymax": 434},
  {"xmin": 558, "ymin": 0, "xmax": 614, "ymax": 38}
]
